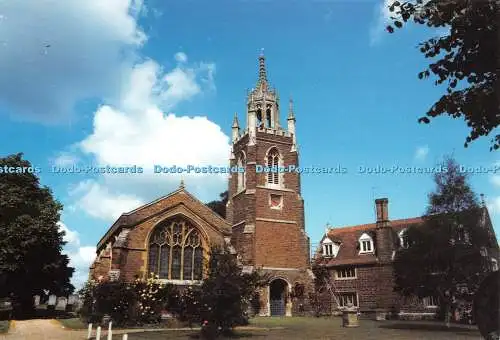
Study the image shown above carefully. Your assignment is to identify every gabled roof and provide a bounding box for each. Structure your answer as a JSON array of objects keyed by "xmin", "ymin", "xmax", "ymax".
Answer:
[
  {"xmin": 315, "ymin": 217, "xmax": 423, "ymax": 267},
  {"xmin": 96, "ymin": 187, "xmax": 231, "ymax": 251}
]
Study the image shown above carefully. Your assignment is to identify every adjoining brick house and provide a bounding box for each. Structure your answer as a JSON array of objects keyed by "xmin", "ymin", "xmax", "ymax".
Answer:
[
  {"xmin": 90, "ymin": 52, "xmax": 313, "ymax": 317},
  {"xmin": 314, "ymin": 198, "xmax": 499, "ymax": 321}
]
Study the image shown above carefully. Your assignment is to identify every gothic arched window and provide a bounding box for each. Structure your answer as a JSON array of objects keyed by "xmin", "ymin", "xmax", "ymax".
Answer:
[
  {"xmin": 256, "ymin": 108, "xmax": 263, "ymax": 127},
  {"xmin": 237, "ymin": 153, "xmax": 246, "ymax": 191},
  {"xmin": 148, "ymin": 218, "xmax": 204, "ymax": 281},
  {"xmin": 266, "ymin": 148, "xmax": 280, "ymax": 185},
  {"xmin": 266, "ymin": 105, "xmax": 272, "ymax": 128}
]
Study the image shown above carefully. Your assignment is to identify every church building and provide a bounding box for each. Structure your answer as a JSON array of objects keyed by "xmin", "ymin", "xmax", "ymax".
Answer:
[{"xmin": 89, "ymin": 52, "xmax": 313, "ymax": 317}]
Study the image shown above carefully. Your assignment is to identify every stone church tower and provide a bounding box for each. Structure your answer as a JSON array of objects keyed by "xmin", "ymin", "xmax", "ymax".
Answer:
[{"xmin": 226, "ymin": 51, "xmax": 313, "ymax": 316}]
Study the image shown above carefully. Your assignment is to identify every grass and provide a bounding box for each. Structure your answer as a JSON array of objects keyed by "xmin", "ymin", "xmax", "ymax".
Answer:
[
  {"xmin": 58, "ymin": 318, "xmax": 88, "ymax": 329},
  {"xmin": 0, "ymin": 320, "xmax": 10, "ymax": 333},
  {"xmin": 125, "ymin": 317, "xmax": 481, "ymax": 340}
]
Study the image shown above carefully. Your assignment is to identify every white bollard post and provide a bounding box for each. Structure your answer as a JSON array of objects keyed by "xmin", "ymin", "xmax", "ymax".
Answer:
[
  {"xmin": 87, "ymin": 323, "xmax": 93, "ymax": 339},
  {"xmin": 122, "ymin": 334, "xmax": 128, "ymax": 340},
  {"xmin": 107, "ymin": 321, "xmax": 112, "ymax": 340},
  {"xmin": 96, "ymin": 326, "xmax": 101, "ymax": 340}
]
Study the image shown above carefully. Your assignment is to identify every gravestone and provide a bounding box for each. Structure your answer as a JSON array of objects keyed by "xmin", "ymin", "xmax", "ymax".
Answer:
[
  {"xmin": 48, "ymin": 294, "xmax": 57, "ymax": 306},
  {"xmin": 55, "ymin": 296, "xmax": 67, "ymax": 311},
  {"xmin": 47, "ymin": 294, "xmax": 57, "ymax": 311},
  {"xmin": 68, "ymin": 294, "xmax": 78, "ymax": 305}
]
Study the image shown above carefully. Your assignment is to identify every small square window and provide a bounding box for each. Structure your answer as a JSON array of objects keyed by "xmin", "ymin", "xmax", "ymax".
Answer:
[{"xmin": 361, "ymin": 240, "xmax": 372, "ymax": 252}]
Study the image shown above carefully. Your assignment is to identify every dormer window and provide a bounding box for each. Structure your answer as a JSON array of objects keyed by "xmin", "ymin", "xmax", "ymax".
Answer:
[
  {"xmin": 399, "ymin": 229, "xmax": 409, "ymax": 249},
  {"xmin": 359, "ymin": 233, "xmax": 374, "ymax": 254},
  {"xmin": 324, "ymin": 243, "xmax": 334, "ymax": 256},
  {"xmin": 321, "ymin": 237, "xmax": 339, "ymax": 257}
]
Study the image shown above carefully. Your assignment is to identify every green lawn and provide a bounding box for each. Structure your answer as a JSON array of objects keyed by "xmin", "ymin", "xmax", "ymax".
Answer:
[
  {"xmin": 58, "ymin": 318, "xmax": 88, "ymax": 330},
  {"xmin": 0, "ymin": 320, "xmax": 10, "ymax": 333},
  {"xmin": 125, "ymin": 317, "xmax": 481, "ymax": 340}
]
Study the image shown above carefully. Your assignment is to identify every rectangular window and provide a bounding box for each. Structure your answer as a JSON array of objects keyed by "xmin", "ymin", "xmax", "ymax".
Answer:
[
  {"xmin": 338, "ymin": 292, "xmax": 358, "ymax": 307},
  {"xmin": 361, "ymin": 240, "xmax": 372, "ymax": 252},
  {"xmin": 422, "ymin": 296, "xmax": 438, "ymax": 307},
  {"xmin": 323, "ymin": 243, "xmax": 333, "ymax": 256},
  {"xmin": 336, "ymin": 267, "xmax": 356, "ymax": 279}
]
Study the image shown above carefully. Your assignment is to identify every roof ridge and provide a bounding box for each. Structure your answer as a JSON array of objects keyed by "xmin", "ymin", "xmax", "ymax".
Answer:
[{"xmin": 328, "ymin": 216, "xmax": 424, "ymax": 234}]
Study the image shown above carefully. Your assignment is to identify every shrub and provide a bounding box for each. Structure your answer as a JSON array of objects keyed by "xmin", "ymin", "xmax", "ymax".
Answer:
[{"xmin": 132, "ymin": 274, "xmax": 174, "ymax": 324}]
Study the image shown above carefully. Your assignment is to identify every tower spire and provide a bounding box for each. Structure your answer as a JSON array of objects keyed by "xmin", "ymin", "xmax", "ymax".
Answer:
[
  {"xmin": 232, "ymin": 112, "xmax": 240, "ymax": 128},
  {"xmin": 288, "ymin": 98, "xmax": 295, "ymax": 119},
  {"xmin": 257, "ymin": 48, "xmax": 268, "ymax": 90}
]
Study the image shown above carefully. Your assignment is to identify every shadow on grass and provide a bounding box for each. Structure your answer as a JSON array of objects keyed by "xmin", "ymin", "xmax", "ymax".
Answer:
[{"xmin": 379, "ymin": 322, "xmax": 478, "ymax": 334}]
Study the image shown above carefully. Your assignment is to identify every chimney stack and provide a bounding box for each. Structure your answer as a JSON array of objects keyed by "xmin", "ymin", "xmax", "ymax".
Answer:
[{"xmin": 375, "ymin": 198, "xmax": 389, "ymax": 223}]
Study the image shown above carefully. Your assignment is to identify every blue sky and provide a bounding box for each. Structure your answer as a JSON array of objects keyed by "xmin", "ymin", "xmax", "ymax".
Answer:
[{"xmin": 0, "ymin": 0, "xmax": 498, "ymax": 288}]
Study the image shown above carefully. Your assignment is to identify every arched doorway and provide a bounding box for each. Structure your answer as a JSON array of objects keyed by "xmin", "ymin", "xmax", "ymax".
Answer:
[{"xmin": 269, "ymin": 278, "xmax": 288, "ymax": 316}]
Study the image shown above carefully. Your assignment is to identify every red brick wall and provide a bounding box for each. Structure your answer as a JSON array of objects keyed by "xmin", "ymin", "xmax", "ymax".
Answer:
[
  {"xmin": 89, "ymin": 192, "xmax": 229, "ymax": 282},
  {"xmin": 325, "ymin": 263, "xmax": 433, "ymax": 316},
  {"xmin": 228, "ymin": 130, "xmax": 309, "ymax": 270}
]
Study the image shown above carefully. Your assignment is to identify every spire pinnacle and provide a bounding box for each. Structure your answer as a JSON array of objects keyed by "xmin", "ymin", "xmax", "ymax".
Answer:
[
  {"xmin": 179, "ymin": 178, "xmax": 185, "ymax": 189},
  {"xmin": 232, "ymin": 112, "xmax": 239, "ymax": 128},
  {"xmin": 288, "ymin": 98, "xmax": 295, "ymax": 119},
  {"xmin": 257, "ymin": 48, "xmax": 268, "ymax": 89}
]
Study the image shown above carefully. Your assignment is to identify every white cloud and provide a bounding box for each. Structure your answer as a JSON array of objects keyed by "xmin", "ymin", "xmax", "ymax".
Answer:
[
  {"xmin": 487, "ymin": 196, "xmax": 500, "ymax": 215},
  {"xmin": 370, "ymin": 0, "xmax": 395, "ymax": 45},
  {"xmin": 414, "ymin": 145, "xmax": 429, "ymax": 161},
  {"xmin": 0, "ymin": 0, "xmax": 146, "ymax": 122},
  {"xmin": 174, "ymin": 52, "xmax": 188, "ymax": 63},
  {"xmin": 69, "ymin": 180, "xmax": 144, "ymax": 221},
  {"xmin": 58, "ymin": 222, "xmax": 96, "ymax": 289},
  {"xmin": 58, "ymin": 222, "xmax": 80, "ymax": 247},
  {"xmin": 64, "ymin": 53, "xmax": 229, "ymax": 221},
  {"xmin": 53, "ymin": 152, "xmax": 80, "ymax": 167}
]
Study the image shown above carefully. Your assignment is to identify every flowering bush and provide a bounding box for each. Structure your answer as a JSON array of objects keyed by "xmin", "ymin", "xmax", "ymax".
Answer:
[
  {"xmin": 132, "ymin": 273, "xmax": 172, "ymax": 324},
  {"xmin": 78, "ymin": 274, "xmax": 175, "ymax": 326}
]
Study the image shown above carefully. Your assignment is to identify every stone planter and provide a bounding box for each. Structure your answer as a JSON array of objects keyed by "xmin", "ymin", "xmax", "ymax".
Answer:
[{"xmin": 342, "ymin": 303, "xmax": 359, "ymax": 328}]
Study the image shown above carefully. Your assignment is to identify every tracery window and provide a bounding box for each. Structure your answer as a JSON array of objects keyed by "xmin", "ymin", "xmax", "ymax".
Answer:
[{"xmin": 148, "ymin": 218, "xmax": 204, "ymax": 281}]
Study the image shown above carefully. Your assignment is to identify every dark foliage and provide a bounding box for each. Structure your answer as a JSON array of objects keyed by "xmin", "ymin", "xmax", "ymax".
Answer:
[
  {"xmin": 394, "ymin": 157, "xmax": 494, "ymax": 321},
  {"xmin": 474, "ymin": 271, "xmax": 499, "ymax": 339},
  {"xmin": 386, "ymin": 0, "xmax": 499, "ymax": 151},
  {"xmin": 206, "ymin": 191, "xmax": 228, "ymax": 218},
  {"xmin": 196, "ymin": 246, "xmax": 269, "ymax": 337},
  {"xmin": 0, "ymin": 153, "xmax": 74, "ymax": 317},
  {"xmin": 309, "ymin": 263, "xmax": 333, "ymax": 316}
]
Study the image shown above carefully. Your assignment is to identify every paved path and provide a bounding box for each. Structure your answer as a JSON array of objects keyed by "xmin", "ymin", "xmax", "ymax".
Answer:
[{"xmin": 0, "ymin": 319, "xmax": 86, "ymax": 340}]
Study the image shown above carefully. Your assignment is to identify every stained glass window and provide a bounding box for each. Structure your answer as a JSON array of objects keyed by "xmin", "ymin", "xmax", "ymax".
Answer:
[{"xmin": 148, "ymin": 218, "xmax": 204, "ymax": 280}]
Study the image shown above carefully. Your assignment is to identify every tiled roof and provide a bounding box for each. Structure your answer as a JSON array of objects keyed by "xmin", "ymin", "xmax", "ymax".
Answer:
[{"xmin": 315, "ymin": 217, "xmax": 424, "ymax": 267}]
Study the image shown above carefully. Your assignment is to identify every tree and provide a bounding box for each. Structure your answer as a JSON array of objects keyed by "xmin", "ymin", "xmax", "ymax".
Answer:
[
  {"xmin": 386, "ymin": 0, "xmax": 499, "ymax": 151},
  {"xmin": 309, "ymin": 262, "xmax": 335, "ymax": 316},
  {"xmin": 0, "ymin": 153, "xmax": 74, "ymax": 317},
  {"xmin": 206, "ymin": 191, "xmax": 228, "ymax": 218},
  {"xmin": 393, "ymin": 156, "xmax": 495, "ymax": 325},
  {"xmin": 197, "ymin": 246, "xmax": 268, "ymax": 338}
]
